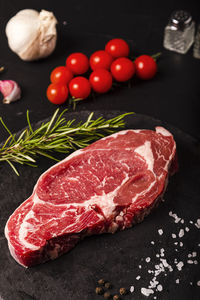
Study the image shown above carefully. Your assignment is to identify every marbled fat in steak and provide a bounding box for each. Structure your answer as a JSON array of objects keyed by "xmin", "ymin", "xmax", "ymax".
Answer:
[{"xmin": 5, "ymin": 127, "xmax": 177, "ymax": 267}]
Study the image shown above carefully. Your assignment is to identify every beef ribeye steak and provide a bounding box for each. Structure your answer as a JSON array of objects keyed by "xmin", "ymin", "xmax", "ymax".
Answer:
[{"xmin": 5, "ymin": 127, "xmax": 177, "ymax": 267}]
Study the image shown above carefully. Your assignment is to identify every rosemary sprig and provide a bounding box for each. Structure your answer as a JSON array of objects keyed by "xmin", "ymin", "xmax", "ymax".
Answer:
[{"xmin": 0, "ymin": 109, "xmax": 133, "ymax": 175}]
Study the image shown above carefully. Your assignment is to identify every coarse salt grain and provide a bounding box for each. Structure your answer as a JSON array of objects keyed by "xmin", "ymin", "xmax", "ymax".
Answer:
[
  {"xmin": 176, "ymin": 279, "xmax": 180, "ymax": 284},
  {"xmin": 185, "ymin": 227, "xmax": 189, "ymax": 232},
  {"xmin": 174, "ymin": 242, "xmax": 178, "ymax": 245},
  {"xmin": 176, "ymin": 261, "xmax": 184, "ymax": 271},
  {"xmin": 179, "ymin": 242, "xmax": 183, "ymax": 247},
  {"xmin": 195, "ymin": 219, "xmax": 200, "ymax": 229},
  {"xmin": 136, "ymin": 275, "xmax": 141, "ymax": 280},
  {"xmin": 156, "ymin": 254, "xmax": 160, "ymax": 258},
  {"xmin": 159, "ymin": 259, "xmax": 167, "ymax": 268},
  {"xmin": 194, "ymin": 260, "xmax": 198, "ymax": 264},
  {"xmin": 158, "ymin": 229, "xmax": 163, "ymax": 235},
  {"xmin": 157, "ymin": 284, "xmax": 163, "ymax": 292},
  {"xmin": 160, "ymin": 248, "xmax": 165, "ymax": 257},
  {"xmin": 178, "ymin": 229, "xmax": 184, "ymax": 238},
  {"xmin": 141, "ymin": 287, "xmax": 154, "ymax": 296},
  {"xmin": 181, "ymin": 219, "xmax": 184, "ymax": 224},
  {"xmin": 169, "ymin": 211, "xmax": 181, "ymax": 223},
  {"xmin": 130, "ymin": 285, "xmax": 134, "ymax": 293},
  {"xmin": 149, "ymin": 277, "xmax": 159, "ymax": 289},
  {"xmin": 155, "ymin": 264, "xmax": 160, "ymax": 270},
  {"xmin": 197, "ymin": 281, "xmax": 200, "ymax": 286},
  {"xmin": 158, "ymin": 258, "xmax": 173, "ymax": 272},
  {"xmin": 192, "ymin": 252, "xmax": 197, "ymax": 257},
  {"xmin": 172, "ymin": 233, "xmax": 176, "ymax": 238},
  {"xmin": 146, "ymin": 257, "xmax": 151, "ymax": 263},
  {"xmin": 151, "ymin": 241, "xmax": 155, "ymax": 245},
  {"xmin": 189, "ymin": 221, "xmax": 193, "ymax": 224},
  {"xmin": 139, "ymin": 265, "xmax": 142, "ymax": 269},
  {"xmin": 187, "ymin": 260, "xmax": 193, "ymax": 264}
]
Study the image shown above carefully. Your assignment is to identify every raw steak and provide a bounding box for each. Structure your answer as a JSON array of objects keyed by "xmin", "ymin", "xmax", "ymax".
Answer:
[{"xmin": 5, "ymin": 127, "xmax": 177, "ymax": 267}]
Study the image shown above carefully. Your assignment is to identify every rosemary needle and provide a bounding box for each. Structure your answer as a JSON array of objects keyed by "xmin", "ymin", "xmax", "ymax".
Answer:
[{"xmin": 0, "ymin": 109, "xmax": 134, "ymax": 175}]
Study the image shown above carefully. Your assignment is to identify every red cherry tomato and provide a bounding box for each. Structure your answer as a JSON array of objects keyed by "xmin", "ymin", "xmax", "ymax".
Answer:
[
  {"xmin": 50, "ymin": 66, "xmax": 73, "ymax": 85},
  {"xmin": 134, "ymin": 55, "xmax": 157, "ymax": 80},
  {"xmin": 69, "ymin": 77, "xmax": 91, "ymax": 99},
  {"xmin": 89, "ymin": 50, "xmax": 113, "ymax": 71},
  {"xmin": 46, "ymin": 83, "xmax": 68, "ymax": 104},
  {"xmin": 66, "ymin": 53, "xmax": 89, "ymax": 75},
  {"xmin": 111, "ymin": 57, "xmax": 135, "ymax": 82},
  {"xmin": 105, "ymin": 38, "xmax": 130, "ymax": 58},
  {"xmin": 89, "ymin": 69, "xmax": 113, "ymax": 93}
]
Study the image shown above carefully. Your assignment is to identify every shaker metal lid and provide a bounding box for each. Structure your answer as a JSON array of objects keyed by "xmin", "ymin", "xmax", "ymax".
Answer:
[{"xmin": 170, "ymin": 10, "xmax": 192, "ymax": 28}]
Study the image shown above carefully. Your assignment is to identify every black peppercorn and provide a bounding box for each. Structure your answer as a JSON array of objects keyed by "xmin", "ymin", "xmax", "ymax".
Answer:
[
  {"xmin": 104, "ymin": 291, "xmax": 111, "ymax": 299},
  {"xmin": 95, "ymin": 287, "xmax": 104, "ymax": 295},
  {"xmin": 98, "ymin": 279, "xmax": 106, "ymax": 285},
  {"xmin": 113, "ymin": 295, "xmax": 120, "ymax": 300},
  {"xmin": 119, "ymin": 287, "xmax": 127, "ymax": 295},
  {"xmin": 105, "ymin": 282, "xmax": 112, "ymax": 289}
]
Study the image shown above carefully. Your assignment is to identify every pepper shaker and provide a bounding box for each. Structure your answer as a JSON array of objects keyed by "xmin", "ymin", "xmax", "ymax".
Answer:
[{"xmin": 163, "ymin": 10, "xmax": 195, "ymax": 54}]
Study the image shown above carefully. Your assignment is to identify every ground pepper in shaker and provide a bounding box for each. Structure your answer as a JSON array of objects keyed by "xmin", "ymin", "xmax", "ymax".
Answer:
[{"xmin": 163, "ymin": 10, "xmax": 195, "ymax": 54}]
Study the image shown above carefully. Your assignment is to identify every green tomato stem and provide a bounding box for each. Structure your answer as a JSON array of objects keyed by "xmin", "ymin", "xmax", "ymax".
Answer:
[{"xmin": 151, "ymin": 52, "xmax": 162, "ymax": 61}]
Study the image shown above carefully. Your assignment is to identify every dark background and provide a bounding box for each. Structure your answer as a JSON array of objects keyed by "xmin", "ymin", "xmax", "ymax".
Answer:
[{"xmin": 0, "ymin": 0, "xmax": 199, "ymax": 141}]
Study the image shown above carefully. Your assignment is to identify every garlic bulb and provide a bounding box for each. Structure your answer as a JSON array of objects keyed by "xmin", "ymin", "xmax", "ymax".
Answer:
[
  {"xmin": 5, "ymin": 9, "xmax": 57, "ymax": 61},
  {"xmin": 0, "ymin": 80, "xmax": 21, "ymax": 104}
]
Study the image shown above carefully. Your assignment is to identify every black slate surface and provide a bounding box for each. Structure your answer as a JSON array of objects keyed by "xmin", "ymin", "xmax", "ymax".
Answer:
[{"xmin": 0, "ymin": 111, "xmax": 200, "ymax": 300}]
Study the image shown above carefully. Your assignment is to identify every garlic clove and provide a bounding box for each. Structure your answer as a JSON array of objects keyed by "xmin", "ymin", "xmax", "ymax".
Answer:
[
  {"xmin": 0, "ymin": 80, "xmax": 21, "ymax": 104},
  {"xmin": 5, "ymin": 9, "xmax": 58, "ymax": 61}
]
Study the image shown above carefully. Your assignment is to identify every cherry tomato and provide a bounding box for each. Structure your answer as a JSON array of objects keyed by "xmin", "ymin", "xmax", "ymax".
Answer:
[
  {"xmin": 111, "ymin": 57, "xmax": 135, "ymax": 82},
  {"xmin": 89, "ymin": 50, "xmax": 113, "ymax": 71},
  {"xmin": 46, "ymin": 83, "xmax": 68, "ymax": 104},
  {"xmin": 69, "ymin": 77, "xmax": 91, "ymax": 99},
  {"xmin": 105, "ymin": 38, "xmax": 130, "ymax": 58},
  {"xmin": 89, "ymin": 69, "xmax": 113, "ymax": 93},
  {"xmin": 66, "ymin": 53, "xmax": 89, "ymax": 75},
  {"xmin": 134, "ymin": 55, "xmax": 157, "ymax": 80},
  {"xmin": 50, "ymin": 66, "xmax": 73, "ymax": 85}
]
